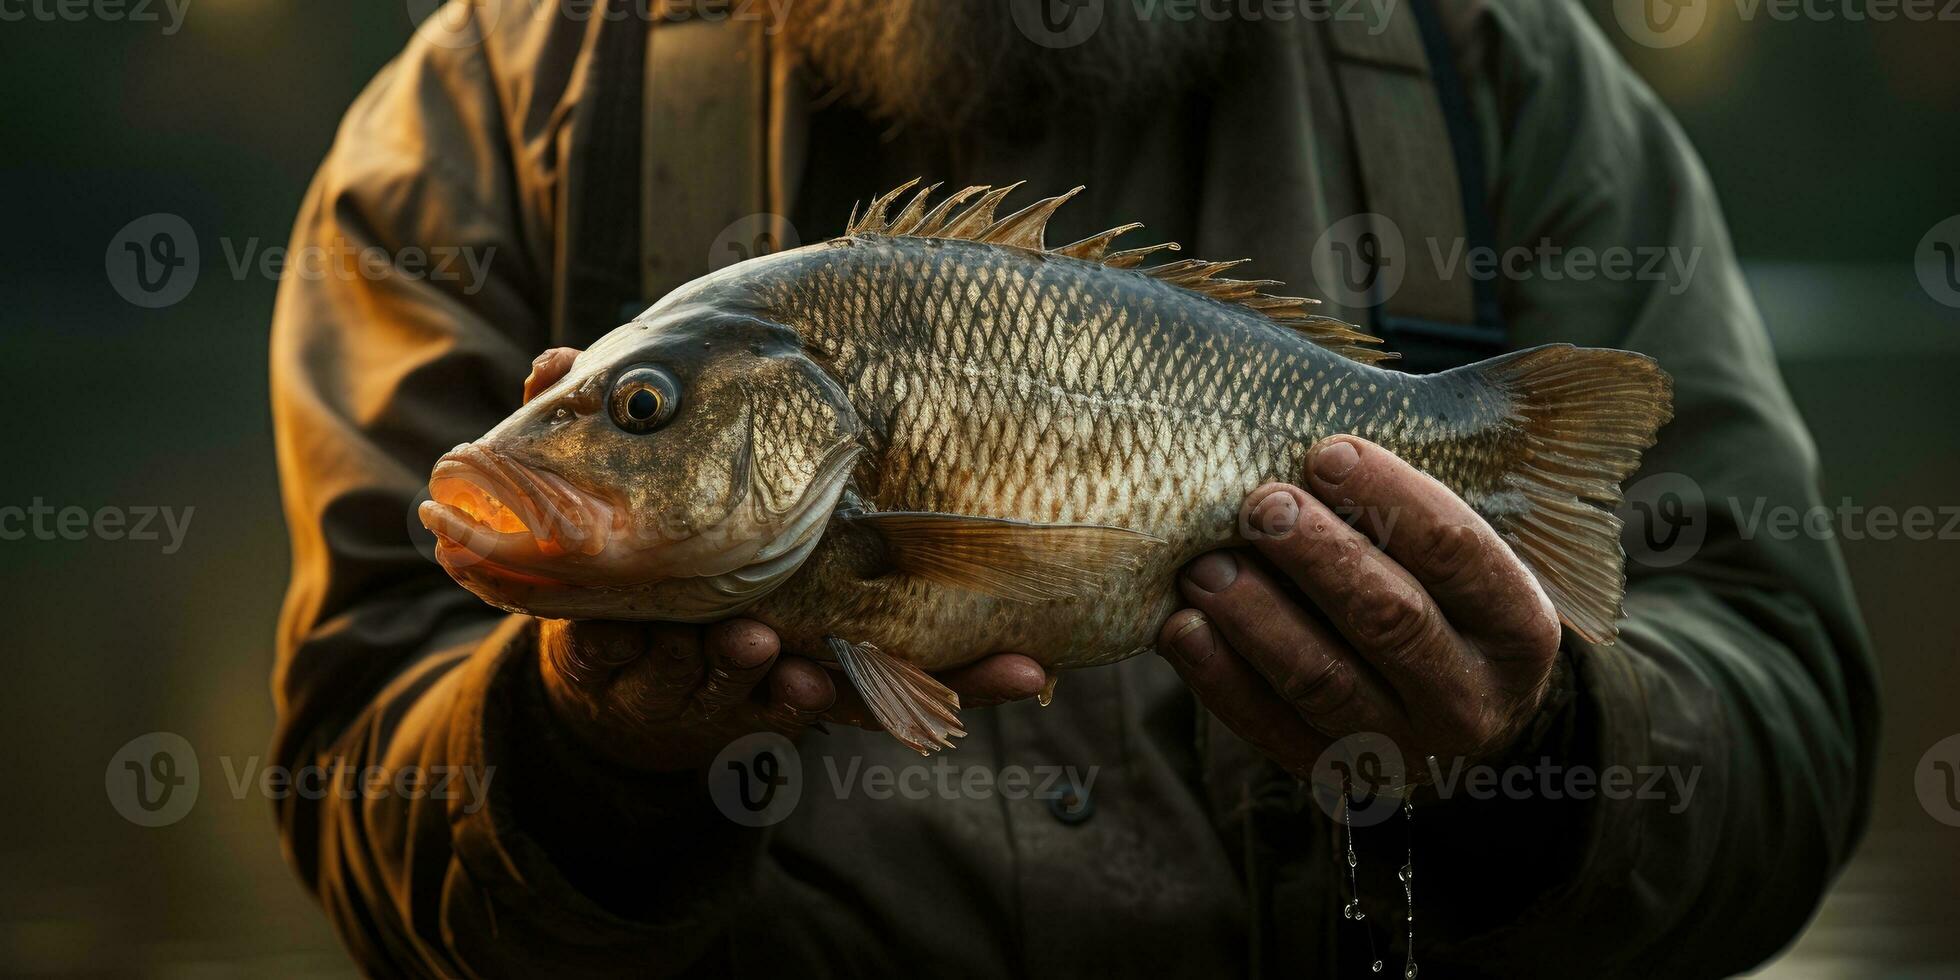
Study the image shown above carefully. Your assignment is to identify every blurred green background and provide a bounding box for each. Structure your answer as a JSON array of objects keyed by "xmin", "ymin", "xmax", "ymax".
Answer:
[{"xmin": 0, "ymin": 2, "xmax": 1953, "ymax": 975}]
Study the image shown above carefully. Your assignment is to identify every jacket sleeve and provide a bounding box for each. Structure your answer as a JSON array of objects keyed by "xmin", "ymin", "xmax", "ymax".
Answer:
[
  {"xmin": 269, "ymin": 18, "xmax": 750, "ymax": 976},
  {"xmin": 1351, "ymin": 3, "xmax": 1880, "ymax": 975}
]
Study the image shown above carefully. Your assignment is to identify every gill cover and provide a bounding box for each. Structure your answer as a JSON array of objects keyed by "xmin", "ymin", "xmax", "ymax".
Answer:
[{"xmin": 431, "ymin": 304, "xmax": 863, "ymax": 622}]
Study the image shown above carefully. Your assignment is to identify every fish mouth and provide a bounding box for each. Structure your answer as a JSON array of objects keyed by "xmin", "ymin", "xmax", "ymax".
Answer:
[
  {"xmin": 419, "ymin": 444, "xmax": 617, "ymax": 582},
  {"xmin": 418, "ymin": 439, "xmax": 861, "ymax": 618}
]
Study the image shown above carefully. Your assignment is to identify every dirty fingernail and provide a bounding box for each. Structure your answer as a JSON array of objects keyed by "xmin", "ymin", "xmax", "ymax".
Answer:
[
  {"xmin": 1251, "ymin": 489, "xmax": 1299, "ymax": 537},
  {"xmin": 1171, "ymin": 614, "xmax": 1216, "ymax": 665},
  {"xmin": 1184, "ymin": 551, "xmax": 1238, "ymax": 593},
  {"xmin": 1312, "ymin": 440, "xmax": 1360, "ymax": 485}
]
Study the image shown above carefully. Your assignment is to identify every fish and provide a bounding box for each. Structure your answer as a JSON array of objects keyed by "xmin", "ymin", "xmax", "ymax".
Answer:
[{"xmin": 418, "ymin": 180, "xmax": 1673, "ymax": 754}]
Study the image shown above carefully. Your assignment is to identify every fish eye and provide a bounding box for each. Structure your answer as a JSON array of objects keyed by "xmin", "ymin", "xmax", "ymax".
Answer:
[{"xmin": 608, "ymin": 365, "xmax": 680, "ymax": 434}]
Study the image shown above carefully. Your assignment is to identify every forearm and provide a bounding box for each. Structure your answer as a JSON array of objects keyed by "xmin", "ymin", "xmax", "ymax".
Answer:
[
  {"xmin": 1382, "ymin": 574, "xmax": 1871, "ymax": 977},
  {"xmin": 278, "ymin": 614, "xmax": 762, "ymax": 977}
]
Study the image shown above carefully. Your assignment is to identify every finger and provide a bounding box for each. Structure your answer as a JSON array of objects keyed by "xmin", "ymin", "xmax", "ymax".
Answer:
[
  {"xmin": 1233, "ymin": 484, "xmax": 1478, "ymax": 711},
  {"xmin": 693, "ymin": 619, "xmax": 780, "ymax": 720},
  {"xmin": 541, "ymin": 618, "xmax": 645, "ymax": 692},
  {"xmin": 939, "ymin": 654, "xmax": 1047, "ymax": 708},
  {"xmin": 1300, "ymin": 436, "xmax": 1559, "ymax": 656},
  {"xmin": 523, "ymin": 347, "xmax": 582, "ymax": 404},
  {"xmin": 605, "ymin": 622, "xmax": 706, "ymax": 724},
  {"xmin": 1176, "ymin": 550, "xmax": 1401, "ymax": 738},
  {"xmin": 1157, "ymin": 609, "xmax": 1331, "ymax": 779},
  {"xmin": 752, "ymin": 656, "xmax": 837, "ymax": 735}
]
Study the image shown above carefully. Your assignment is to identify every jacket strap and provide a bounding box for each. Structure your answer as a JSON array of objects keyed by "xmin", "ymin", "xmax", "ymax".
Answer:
[
  {"xmin": 1321, "ymin": 0, "xmax": 1505, "ymax": 371},
  {"xmin": 556, "ymin": 0, "xmax": 648, "ymax": 345}
]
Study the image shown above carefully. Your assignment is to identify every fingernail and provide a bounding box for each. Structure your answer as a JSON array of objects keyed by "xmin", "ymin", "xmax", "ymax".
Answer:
[
  {"xmin": 1312, "ymin": 440, "xmax": 1360, "ymax": 485},
  {"xmin": 1250, "ymin": 489, "xmax": 1299, "ymax": 537},
  {"xmin": 1170, "ymin": 614, "xmax": 1216, "ymax": 665},
  {"xmin": 1183, "ymin": 551, "xmax": 1238, "ymax": 593}
]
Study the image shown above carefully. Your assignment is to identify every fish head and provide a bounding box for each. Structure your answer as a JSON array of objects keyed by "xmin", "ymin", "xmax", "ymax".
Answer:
[{"xmin": 419, "ymin": 304, "xmax": 861, "ymax": 621}]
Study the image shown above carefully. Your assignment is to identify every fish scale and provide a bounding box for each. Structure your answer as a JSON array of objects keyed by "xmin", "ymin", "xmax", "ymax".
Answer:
[{"xmin": 425, "ymin": 181, "xmax": 1672, "ymax": 754}]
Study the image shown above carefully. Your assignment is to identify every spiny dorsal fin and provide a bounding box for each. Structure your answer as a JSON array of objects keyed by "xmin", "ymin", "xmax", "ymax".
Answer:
[{"xmin": 844, "ymin": 180, "xmax": 1396, "ymax": 365}]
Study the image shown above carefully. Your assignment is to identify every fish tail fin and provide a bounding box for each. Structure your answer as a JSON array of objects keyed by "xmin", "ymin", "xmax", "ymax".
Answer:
[{"xmin": 1465, "ymin": 344, "xmax": 1674, "ymax": 644}]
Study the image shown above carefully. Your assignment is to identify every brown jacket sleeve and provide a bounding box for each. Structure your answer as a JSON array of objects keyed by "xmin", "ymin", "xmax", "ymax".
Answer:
[{"xmin": 268, "ymin": 11, "xmax": 750, "ymax": 975}]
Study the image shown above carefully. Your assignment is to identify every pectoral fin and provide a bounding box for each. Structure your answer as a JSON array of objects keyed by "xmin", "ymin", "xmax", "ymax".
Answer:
[
  {"xmin": 845, "ymin": 510, "xmax": 1164, "ymax": 603},
  {"xmin": 828, "ymin": 636, "xmax": 964, "ymax": 755}
]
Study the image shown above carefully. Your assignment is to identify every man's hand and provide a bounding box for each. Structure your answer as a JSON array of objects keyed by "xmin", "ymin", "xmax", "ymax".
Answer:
[
  {"xmin": 538, "ymin": 619, "xmax": 1048, "ymax": 772},
  {"xmin": 1157, "ymin": 435, "xmax": 1563, "ymax": 781}
]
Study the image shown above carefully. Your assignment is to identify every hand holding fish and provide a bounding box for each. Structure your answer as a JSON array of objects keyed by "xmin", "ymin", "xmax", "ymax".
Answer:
[
  {"xmin": 1159, "ymin": 436, "xmax": 1563, "ymax": 780},
  {"xmin": 535, "ymin": 618, "xmax": 1050, "ymax": 772}
]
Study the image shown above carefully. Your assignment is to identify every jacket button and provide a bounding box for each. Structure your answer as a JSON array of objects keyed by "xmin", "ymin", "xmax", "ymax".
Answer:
[{"xmin": 1047, "ymin": 779, "xmax": 1094, "ymax": 824}]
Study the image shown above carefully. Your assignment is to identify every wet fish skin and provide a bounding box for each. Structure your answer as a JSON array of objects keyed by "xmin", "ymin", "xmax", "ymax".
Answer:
[
  {"xmin": 422, "ymin": 182, "xmax": 1672, "ymax": 753},
  {"xmin": 736, "ymin": 234, "xmax": 1513, "ymax": 672}
]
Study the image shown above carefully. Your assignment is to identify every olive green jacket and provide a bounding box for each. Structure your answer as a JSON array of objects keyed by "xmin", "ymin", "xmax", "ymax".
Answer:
[{"xmin": 269, "ymin": 1, "xmax": 1876, "ymax": 976}]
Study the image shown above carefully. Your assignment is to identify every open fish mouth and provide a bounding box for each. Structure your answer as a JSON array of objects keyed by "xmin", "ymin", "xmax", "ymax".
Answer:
[{"xmin": 419, "ymin": 444, "xmax": 617, "ymax": 582}]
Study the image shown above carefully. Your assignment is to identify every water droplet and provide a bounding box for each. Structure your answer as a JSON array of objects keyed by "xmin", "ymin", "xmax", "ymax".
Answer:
[
  {"xmin": 1398, "ymin": 864, "xmax": 1413, "ymax": 882},
  {"xmin": 1371, "ymin": 960, "xmax": 1384, "ymax": 973},
  {"xmin": 1348, "ymin": 852, "xmax": 1358, "ymax": 869},
  {"xmin": 1405, "ymin": 965, "xmax": 1418, "ymax": 979}
]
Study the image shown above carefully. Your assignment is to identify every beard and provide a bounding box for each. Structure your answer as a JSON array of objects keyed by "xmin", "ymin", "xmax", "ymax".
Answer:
[{"xmin": 782, "ymin": 0, "xmax": 1232, "ymax": 135}]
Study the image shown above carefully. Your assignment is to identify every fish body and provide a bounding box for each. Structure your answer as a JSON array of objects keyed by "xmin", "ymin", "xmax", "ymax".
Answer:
[{"xmin": 421, "ymin": 183, "xmax": 1672, "ymax": 752}]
